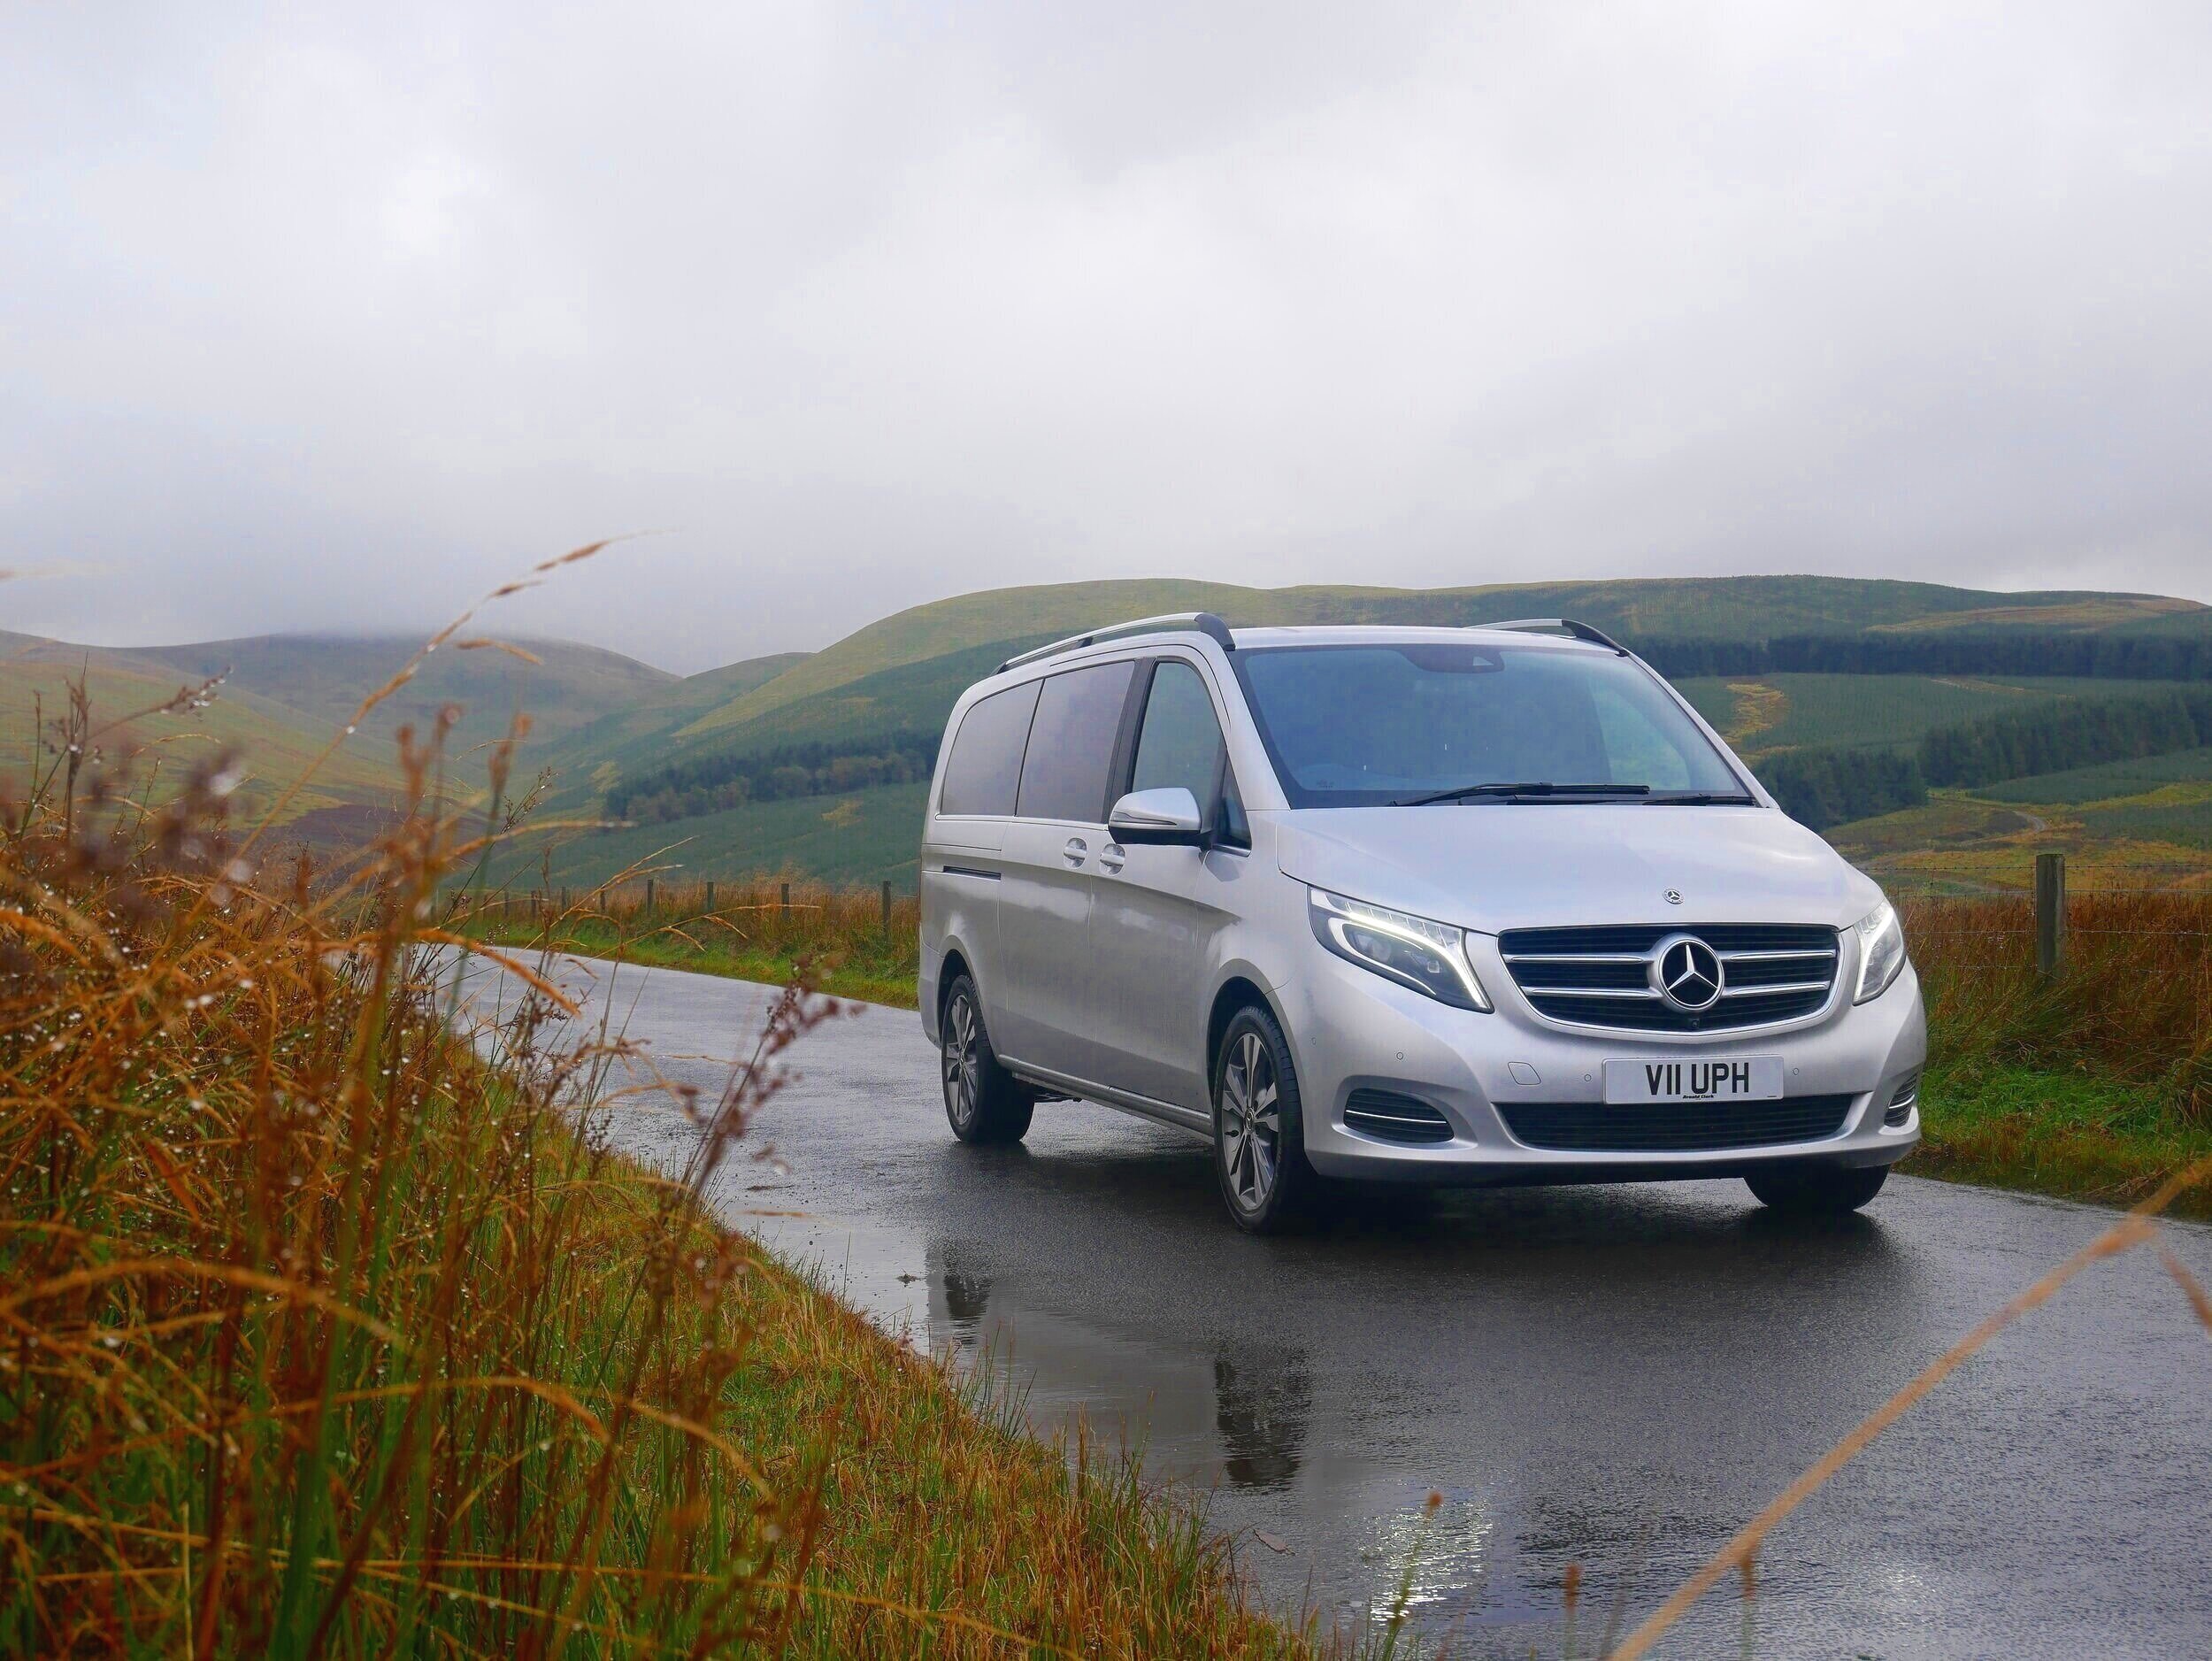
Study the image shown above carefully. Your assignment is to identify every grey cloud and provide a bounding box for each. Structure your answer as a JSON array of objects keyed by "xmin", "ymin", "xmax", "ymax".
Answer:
[{"xmin": 4, "ymin": 1, "xmax": 2209, "ymax": 671}]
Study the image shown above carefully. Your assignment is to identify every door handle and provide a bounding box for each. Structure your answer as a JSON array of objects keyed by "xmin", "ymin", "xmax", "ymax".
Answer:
[
  {"xmin": 1099, "ymin": 843, "xmax": 1125, "ymax": 873},
  {"xmin": 1063, "ymin": 835, "xmax": 1088, "ymax": 866}
]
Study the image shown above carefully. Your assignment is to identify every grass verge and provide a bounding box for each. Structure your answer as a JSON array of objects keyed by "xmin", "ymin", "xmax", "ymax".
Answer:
[
  {"xmin": 3, "ymin": 730, "xmax": 1315, "ymax": 1655},
  {"xmin": 1912, "ymin": 1058, "xmax": 2212, "ymax": 1219}
]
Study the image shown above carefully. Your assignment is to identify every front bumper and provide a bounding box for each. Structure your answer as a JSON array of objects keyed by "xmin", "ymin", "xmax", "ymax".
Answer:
[{"xmin": 1279, "ymin": 936, "xmax": 1926, "ymax": 1186}]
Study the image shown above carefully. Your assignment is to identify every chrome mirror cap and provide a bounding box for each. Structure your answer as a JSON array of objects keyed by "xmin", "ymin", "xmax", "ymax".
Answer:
[{"xmin": 1108, "ymin": 787, "xmax": 1204, "ymax": 845}]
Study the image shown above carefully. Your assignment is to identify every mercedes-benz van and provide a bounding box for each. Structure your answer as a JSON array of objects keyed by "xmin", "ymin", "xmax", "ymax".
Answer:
[{"xmin": 918, "ymin": 613, "xmax": 1924, "ymax": 1232}]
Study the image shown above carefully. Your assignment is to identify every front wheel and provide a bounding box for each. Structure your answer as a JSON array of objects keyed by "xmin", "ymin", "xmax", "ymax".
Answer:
[
  {"xmin": 1746, "ymin": 1164, "xmax": 1887, "ymax": 1213},
  {"xmin": 1212, "ymin": 1005, "xmax": 1324, "ymax": 1234},
  {"xmin": 941, "ymin": 976, "xmax": 1033, "ymax": 1145}
]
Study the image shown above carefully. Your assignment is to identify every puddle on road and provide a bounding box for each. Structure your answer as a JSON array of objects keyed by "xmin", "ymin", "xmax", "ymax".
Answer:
[{"xmin": 744, "ymin": 1201, "xmax": 1583, "ymax": 1648}]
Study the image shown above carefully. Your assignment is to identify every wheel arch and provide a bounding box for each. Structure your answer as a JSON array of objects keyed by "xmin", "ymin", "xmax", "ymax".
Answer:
[{"xmin": 1205, "ymin": 971, "xmax": 1289, "ymax": 1091}]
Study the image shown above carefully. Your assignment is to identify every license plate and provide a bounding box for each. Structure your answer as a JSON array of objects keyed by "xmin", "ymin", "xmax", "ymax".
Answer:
[{"xmin": 1604, "ymin": 1057, "xmax": 1785, "ymax": 1104}]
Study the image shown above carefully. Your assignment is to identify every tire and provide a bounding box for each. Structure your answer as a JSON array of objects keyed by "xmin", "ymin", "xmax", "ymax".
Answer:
[
  {"xmin": 940, "ymin": 974, "xmax": 1033, "ymax": 1144},
  {"xmin": 1746, "ymin": 1164, "xmax": 1887, "ymax": 1213},
  {"xmin": 1211, "ymin": 1004, "xmax": 1324, "ymax": 1234}
]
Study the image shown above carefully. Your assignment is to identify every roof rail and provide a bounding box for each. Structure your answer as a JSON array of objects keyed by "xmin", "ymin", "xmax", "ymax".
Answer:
[
  {"xmin": 1480, "ymin": 617, "xmax": 1632, "ymax": 657},
  {"xmin": 997, "ymin": 611, "xmax": 1236, "ymax": 673}
]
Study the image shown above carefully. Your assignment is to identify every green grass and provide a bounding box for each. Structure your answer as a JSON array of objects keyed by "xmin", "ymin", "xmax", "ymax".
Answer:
[
  {"xmin": 487, "ymin": 781, "xmax": 933, "ymax": 889},
  {"xmin": 471, "ymin": 912, "xmax": 924, "ymax": 1008},
  {"xmin": 1982, "ymin": 745, "xmax": 2212, "ymax": 803},
  {"xmin": 1912, "ymin": 1058, "xmax": 2212, "ymax": 1218},
  {"xmin": 2073, "ymin": 798, "xmax": 2212, "ymax": 850}
]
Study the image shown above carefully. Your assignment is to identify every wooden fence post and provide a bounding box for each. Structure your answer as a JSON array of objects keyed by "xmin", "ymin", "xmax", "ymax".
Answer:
[
  {"xmin": 705, "ymin": 879, "xmax": 716, "ymax": 913},
  {"xmin": 2035, "ymin": 851, "xmax": 2066, "ymax": 980},
  {"xmin": 644, "ymin": 878, "xmax": 655, "ymax": 917},
  {"xmin": 780, "ymin": 880, "xmax": 791, "ymax": 921},
  {"xmin": 881, "ymin": 879, "xmax": 893, "ymax": 934},
  {"xmin": 559, "ymin": 886, "xmax": 568, "ymax": 915}
]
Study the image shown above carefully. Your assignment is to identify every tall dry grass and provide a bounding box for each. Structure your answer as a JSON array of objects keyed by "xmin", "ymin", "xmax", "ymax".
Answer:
[
  {"xmin": 0, "ymin": 691, "xmax": 1317, "ymax": 1657},
  {"xmin": 1904, "ymin": 890, "xmax": 2212, "ymax": 1117}
]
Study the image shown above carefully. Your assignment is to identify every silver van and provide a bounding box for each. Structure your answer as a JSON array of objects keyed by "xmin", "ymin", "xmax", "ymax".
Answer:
[{"xmin": 918, "ymin": 613, "xmax": 1924, "ymax": 1233}]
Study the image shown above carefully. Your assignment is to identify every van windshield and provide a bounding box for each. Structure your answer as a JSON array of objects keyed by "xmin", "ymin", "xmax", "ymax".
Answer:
[{"xmin": 1234, "ymin": 642, "xmax": 1750, "ymax": 808}]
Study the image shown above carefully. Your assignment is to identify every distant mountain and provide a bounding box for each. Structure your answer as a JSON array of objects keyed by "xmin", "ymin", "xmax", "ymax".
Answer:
[
  {"xmin": 133, "ymin": 633, "xmax": 677, "ymax": 748},
  {"xmin": 1, "ymin": 628, "xmax": 688, "ymax": 838}
]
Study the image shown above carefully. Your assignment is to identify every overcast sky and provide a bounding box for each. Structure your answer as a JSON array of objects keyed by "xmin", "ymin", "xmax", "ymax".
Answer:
[{"xmin": 5, "ymin": 2, "xmax": 2211, "ymax": 673}]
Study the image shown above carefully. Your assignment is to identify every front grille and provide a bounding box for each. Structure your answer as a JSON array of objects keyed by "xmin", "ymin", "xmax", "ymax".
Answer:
[
  {"xmin": 1499, "ymin": 924, "xmax": 1840, "ymax": 1033},
  {"xmin": 1343, "ymin": 1088, "xmax": 1455, "ymax": 1144},
  {"xmin": 1497, "ymin": 1094, "xmax": 1855, "ymax": 1153}
]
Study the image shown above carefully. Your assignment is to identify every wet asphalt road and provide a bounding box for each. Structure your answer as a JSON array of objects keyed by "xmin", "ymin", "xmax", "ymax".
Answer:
[{"xmin": 453, "ymin": 952, "xmax": 2212, "ymax": 1659}]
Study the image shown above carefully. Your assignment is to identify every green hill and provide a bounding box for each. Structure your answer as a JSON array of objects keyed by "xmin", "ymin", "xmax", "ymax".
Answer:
[
  {"xmin": 2, "ymin": 629, "xmax": 681, "ymax": 842},
  {"xmin": 483, "ymin": 575, "xmax": 2212, "ymax": 892},
  {"xmin": 684, "ymin": 575, "xmax": 2208, "ymax": 740}
]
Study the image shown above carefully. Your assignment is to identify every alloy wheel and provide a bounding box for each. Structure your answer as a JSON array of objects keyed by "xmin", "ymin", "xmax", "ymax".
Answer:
[
  {"xmin": 942, "ymin": 993, "xmax": 980, "ymax": 1131},
  {"xmin": 1218, "ymin": 1030, "xmax": 1281, "ymax": 1213}
]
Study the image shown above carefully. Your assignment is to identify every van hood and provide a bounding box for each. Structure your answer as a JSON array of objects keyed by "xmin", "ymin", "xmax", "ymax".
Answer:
[{"xmin": 1271, "ymin": 805, "xmax": 1882, "ymax": 934}]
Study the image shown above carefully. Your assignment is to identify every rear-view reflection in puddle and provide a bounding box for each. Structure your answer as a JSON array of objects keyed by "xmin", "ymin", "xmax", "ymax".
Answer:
[{"xmin": 743, "ymin": 1180, "xmax": 1918, "ymax": 1654}]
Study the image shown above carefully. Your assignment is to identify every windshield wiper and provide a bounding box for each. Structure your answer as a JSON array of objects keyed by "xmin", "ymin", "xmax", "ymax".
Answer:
[
  {"xmin": 1641, "ymin": 790, "xmax": 1756, "ymax": 805},
  {"xmin": 1392, "ymin": 781, "xmax": 1652, "ymax": 807}
]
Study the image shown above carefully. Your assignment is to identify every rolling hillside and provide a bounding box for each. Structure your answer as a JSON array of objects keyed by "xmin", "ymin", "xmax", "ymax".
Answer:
[
  {"xmin": 1, "ymin": 628, "xmax": 680, "ymax": 842},
  {"xmin": 14, "ymin": 577, "xmax": 2210, "ymax": 891},
  {"xmin": 481, "ymin": 575, "xmax": 2212, "ymax": 893},
  {"xmin": 684, "ymin": 575, "xmax": 2208, "ymax": 738}
]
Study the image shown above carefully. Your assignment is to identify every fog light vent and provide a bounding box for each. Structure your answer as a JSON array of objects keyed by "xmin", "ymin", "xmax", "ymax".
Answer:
[
  {"xmin": 1885, "ymin": 1075, "xmax": 1921, "ymax": 1129},
  {"xmin": 1344, "ymin": 1088, "xmax": 1455, "ymax": 1145}
]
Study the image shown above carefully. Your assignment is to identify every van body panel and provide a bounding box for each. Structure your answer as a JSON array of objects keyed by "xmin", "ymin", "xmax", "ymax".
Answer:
[{"xmin": 918, "ymin": 621, "xmax": 1926, "ymax": 1217}]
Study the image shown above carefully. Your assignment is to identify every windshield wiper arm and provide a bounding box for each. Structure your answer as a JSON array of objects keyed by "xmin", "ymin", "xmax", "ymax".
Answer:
[
  {"xmin": 1392, "ymin": 781, "xmax": 1652, "ymax": 807},
  {"xmin": 1641, "ymin": 790, "xmax": 1757, "ymax": 805}
]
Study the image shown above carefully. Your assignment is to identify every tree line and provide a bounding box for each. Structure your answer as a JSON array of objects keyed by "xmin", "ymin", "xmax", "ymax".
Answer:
[
  {"xmin": 1631, "ymin": 632, "xmax": 2212, "ymax": 681},
  {"xmin": 1752, "ymin": 687, "xmax": 2212, "ymax": 830},
  {"xmin": 605, "ymin": 733, "xmax": 940, "ymax": 826},
  {"xmin": 1752, "ymin": 749, "xmax": 1927, "ymax": 832},
  {"xmin": 1917, "ymin": 688, "xmax": 2212, "ymax": 788}
]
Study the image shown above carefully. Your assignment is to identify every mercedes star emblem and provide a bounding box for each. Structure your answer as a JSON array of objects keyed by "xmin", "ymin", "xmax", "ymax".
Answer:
[{"xmin": 1650, "ymin": 934, "xmax": 1724, "ymax": 1012}]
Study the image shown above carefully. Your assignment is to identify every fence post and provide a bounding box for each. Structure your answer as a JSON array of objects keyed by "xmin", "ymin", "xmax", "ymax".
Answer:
[
  {"xmin": 705, "ymin": 879, "xmax": 716, "ymax": 913},
  {"xmin": 560, "ymin": 886, "xmax": 568, "ymax": 915},
  {"xmin": 530, "ymin": 889, "xmax": 539, "ymax": 921},
  {"xmin": 780, "ymin": 880, "xmax": 791, "ymax": 920},
  {"xmin": 881, "ymin": 878, "xmax": 893, "ymax": 934},
  {"xmin": 2035, "ymin": 851, "xmax": 2066, "ymax": 980},
  {"xmin": 644, "ymin": 877, "xmax": 655, "ymax": 917}
]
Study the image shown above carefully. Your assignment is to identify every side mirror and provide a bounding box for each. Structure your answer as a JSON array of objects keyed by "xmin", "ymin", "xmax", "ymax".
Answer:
[{"xmin": 1108, "ymin": 787, "xmax": 1206, "ymax": 847}]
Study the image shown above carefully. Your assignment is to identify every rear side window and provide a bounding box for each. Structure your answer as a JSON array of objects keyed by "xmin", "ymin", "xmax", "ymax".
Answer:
[
  {"xmin": 1131, "ymin": 661, "xmax": 1226, "ymax": 802},
  {"xmin": 938, "ymin": 681, "xmax": 1041, "ymax": 816},
  {"xmin": 1016, "ymin": 662, "xmax": 1136, "ymax": 822}
]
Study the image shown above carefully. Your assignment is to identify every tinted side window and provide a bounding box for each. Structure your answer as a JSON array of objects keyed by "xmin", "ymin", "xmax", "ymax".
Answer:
[
  {"xmin": 1131, "ymin": 662, "xmax": 1226, "ymax": 803},
  {"xmin": 938, "ymin": 681, "xmax": 1041, "ymax": 816},
  {"xmin": 1016, "ymin": 662, "xmax": 1136, "ymax": 822}
]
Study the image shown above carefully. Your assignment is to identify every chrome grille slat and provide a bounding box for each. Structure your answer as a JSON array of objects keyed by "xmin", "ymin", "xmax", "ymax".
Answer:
[
  {"xmin": 1502, "ymin": 951, "xmax": 1652, "ymax": 965},
  {"xmin": 1498, "ymin": 923, "xmax": 1841, "ymax": 1034},
  {"xmin": 1343, "ymin": 1088, "xmax": 1455, "ymax": 1145}
]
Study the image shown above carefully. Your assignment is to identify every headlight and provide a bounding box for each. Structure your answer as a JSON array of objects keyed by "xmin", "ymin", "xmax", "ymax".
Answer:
[
  {"xmin": 1308, "ymin": 887, "xmax": 1491, "ymax": 1011},
  {"xmin": 1853, "ymin": 899, "xmax": 1908, "ymax": 1003}
]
